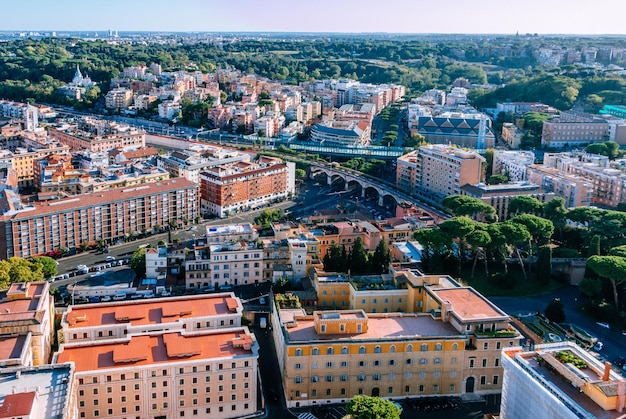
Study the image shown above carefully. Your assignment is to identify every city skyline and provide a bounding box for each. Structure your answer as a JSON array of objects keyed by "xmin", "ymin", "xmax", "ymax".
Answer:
[{"xmin": 1, "ymin": 0, "xmax": 624, "ymax": 35}]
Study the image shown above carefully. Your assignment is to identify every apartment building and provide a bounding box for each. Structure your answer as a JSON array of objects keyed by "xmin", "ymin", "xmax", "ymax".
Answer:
[
  {"xmin": 0, "ymin": 364, "xmax": 78, "ymax": 419},
  {"xmin": 274, "ymin": 268, "xmax": 520, "ymax": 408},
  {"xmin": 0, "ymin": 178, "xmax": 198, "ymax": 259},
  {"xmin": 492, "ymin": 150, "xmax": 535, "ymax": 182},
  {"xmin": 500, "ymin": 122, "xmax": 524, "ymax": 149},
  {"xmin": 541, "ymin": 111, "xmax": 609, "ymax": 149},
  {"xmin": 501, "ymin": 341, "xmax": 626, "ymax": 418},
  {"xmin": 542, "ymin": 152, "xmax": 626, "ymax": 208},
  {"xmin": 157, "ymin": 148, "xmax": 251, "ymax": 185},
  {"xmin": 54, "ymin": 294, "xmax": 259, "ymax": 419},
  {"xmin": 49, "ymin": 124, "xmax": 145, "ymax": 153},
  {"xmin": 0, "ymin": 281, "xmax": 54, "ymax": 366},
  {"xmin": 460, "ymin": 183, "xmax": 555, "ymax": 221},
  {"xmin": 199, "ymin": 156, "xmax": 295, "ymax": 218},
  {"xmin": 526, "ymin": 164, "xmax": 594, "ymax": 208},
  {"xmin": 11, "ymin": 142, "xmax": 71, "ymax": 188},
  {"xmin": 396, "ymin": 145, "xmax": 484, "ymax": 203},
  {"xmin": 208, "ymin": 241, "xmax": 264, "ymax": 288},
  {"xmin": 105, "ymin": 87, "xmax": 134, "ymax": 110}
]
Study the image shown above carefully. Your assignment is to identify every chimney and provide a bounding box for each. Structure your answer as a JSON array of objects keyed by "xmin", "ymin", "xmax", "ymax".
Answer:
[{"xmin": 603, "ymin": 362, "xmax": 611, "ymax": 381}]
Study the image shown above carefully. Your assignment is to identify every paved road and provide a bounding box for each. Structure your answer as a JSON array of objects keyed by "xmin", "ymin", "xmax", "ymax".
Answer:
[{"xmin": 490, "ymin": 285, "xmax": 626, "ymax": 365}]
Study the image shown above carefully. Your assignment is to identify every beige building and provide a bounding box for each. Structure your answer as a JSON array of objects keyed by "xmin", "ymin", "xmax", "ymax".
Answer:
[
  {"xmin": 54, "ymin": 294, "xmax": 259, "ymax": 419},
  {"xmin": 0, "ymin": 281, "xmax": 54, "ymax": 366},
  {"xmin": 49, "ymin": 123, "xmax": 145, "ymax": 153},
  {"xmin": 460, "ymin": 183, "xmax": 555, "ymax": 221},
  {"xmin": 105, "ymin": 87, "xmax": 134, "ymax": 110},
  {"xmin": 541, "ymin": 111, "xmax": 609, "ymax": 149},
  {"xmin": 526, "ymin": 164, "xmax": 594, "ymax": 208},
  {"xmin": 273, "ymin": 267, "xmax": 520, "ymax": 408},
  {"xmin": 396, "ymin": 145, "xmax": 484, "ymax": 203},
  {"xmin": 500, "ymin": 122, "xmax": 524, "ymax": 149}
]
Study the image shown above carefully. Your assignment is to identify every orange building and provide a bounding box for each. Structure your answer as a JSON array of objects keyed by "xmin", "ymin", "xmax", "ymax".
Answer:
[{"xmin": 54, "ymin": 294, "xmax": 259, "ymax": 419}]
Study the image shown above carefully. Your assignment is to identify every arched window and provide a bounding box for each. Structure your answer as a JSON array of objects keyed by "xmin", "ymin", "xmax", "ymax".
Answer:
[
  {"xmin": 311, "ymin": 375, "xmax": 319, "ymax": 383},
  {"xmin": 326, "ymin": 347, "xmax": 334, "ymax": 355},
  {"xmin": 312, "ymin": 347, "xmax": 319, "ymax": 356},
  {"xmin": 359, "ymin": 346, "xmax": 366, "ymax": 354},
  {"xmin": 341, "ymin": 346, "xmax": 349, "ymax": 355},
  {"xmin": 407, "ymin": 344, "xmax": 413, "ymax": 353},
  {"xmin": 390, "ymin": 345, "xmax": 396, "ymax": 353},
  {"xmin": 435, "ymin": 343, "xmax": 442, "ymax": 351},
  {"xmin": 452, "ymin": 343, "xmax": 458, "ymax": 351},
  {"xmin": 294, "ymin": 376, "xmax": 302, "ymax": 384},
  {"xmin": 295, "ymin": 348, "xmax": 302, "ymax": 357},
  {"xmin": 374, "ymin": 345, "xmax": 382, "ymax": 354}
]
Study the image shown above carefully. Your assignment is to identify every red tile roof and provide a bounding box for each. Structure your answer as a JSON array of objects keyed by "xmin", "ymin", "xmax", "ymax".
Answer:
[
  {"xmin": 65, "ymin": 295, "xmax": 235, "ymax": 328},
  {"xmin": 0, "ymin": 335, "xmax": 28, "ymax": 361},
  {"xmin": 0, "ymin": 392, "xmax": 36, "ymax": 418},
  {"xmin": 57, "ymin": 331, "xmax": 254, "ymax": 372}
]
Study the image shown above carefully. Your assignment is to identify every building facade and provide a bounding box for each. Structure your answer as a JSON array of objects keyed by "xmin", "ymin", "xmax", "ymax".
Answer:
[
  {"xmin": 396, "ymin": 145, "xmax": 484, "ymax": 204},
  {"xmin": 54, "ymin": 294, "xmax": 259, "ymax": 419},
  {"xmin": 274, "ymin": 268, "xmax": 521, "ymax": 408},
  {"xmin": 0, "ymin": 178, "xmax": 198, "ymax": 259}
]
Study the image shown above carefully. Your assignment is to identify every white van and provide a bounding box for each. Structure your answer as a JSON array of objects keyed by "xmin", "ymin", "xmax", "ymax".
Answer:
[{"xmin": 113, "ymin": 293, "xmax": 126, "ymax": 301}]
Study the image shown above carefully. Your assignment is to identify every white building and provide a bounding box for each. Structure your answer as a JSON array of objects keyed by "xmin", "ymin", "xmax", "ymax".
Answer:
[
  {"xmin": 210, "ymin": 241, "xmax": 263, "ymax": 287},
  {"xmin": 501, "ymin": 341, "xmax": 626, "ymax": 419},
  {"xmin": 492, "ymin": 150, "xmax": 536, "ymax": 182}
]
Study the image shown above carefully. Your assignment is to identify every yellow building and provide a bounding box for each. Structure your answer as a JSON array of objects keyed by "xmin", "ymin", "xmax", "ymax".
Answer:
[{"xmin": 273, "ymin": 267, "xmax": 521, "ymax": 407}]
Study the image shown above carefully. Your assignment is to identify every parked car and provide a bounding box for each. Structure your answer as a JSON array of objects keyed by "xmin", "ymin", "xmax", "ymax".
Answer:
[
  {"xmin": 100, "ymin": 295, "xmax": 112, "ymax": 302},
  {"xmin": 112, "ymin": 293, "xmax": 127, "ymax": 301},
  {"xmin": 105, "ymin": 256, "xmax": 116, "ymax": 262}
]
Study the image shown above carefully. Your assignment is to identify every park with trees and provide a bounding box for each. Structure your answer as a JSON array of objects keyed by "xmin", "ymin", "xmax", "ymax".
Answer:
[{"xmin": 413, "ymin": 194, "xmax": 626, "ymax": 329}]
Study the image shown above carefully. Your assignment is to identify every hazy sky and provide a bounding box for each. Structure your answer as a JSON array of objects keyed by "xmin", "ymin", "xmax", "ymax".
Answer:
[{"xmin": 1, "ymin": 0, "xmax": 624, "ymax": 35}]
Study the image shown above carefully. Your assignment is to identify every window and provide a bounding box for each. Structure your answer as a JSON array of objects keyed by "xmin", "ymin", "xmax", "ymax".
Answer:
[
  {"xmin": 312, "ymin": 347, "xmax": 319, "ymax": 356},
  {"xmin": 452, "ymin": 343, "xmax": 458, "ymax": 350},
  {"xmin": 294, "ymin": 363, "xmax": 302, "ymax": 369},
  {"xmin": 483, "ymin": 342, "xmax": 489, "ymax": 350},
  {"xmin": 480, "ymin": 375, "xmax": 486, "ymax": 385},
  {"xmin": 496, "ymin": 342, "xmax": 501, "ymax": 350},
  {"xmin": 388, "ymin": 386, "xmax": 393, "ymax": 394},
  {"xmin": 340, "ymin": 374, "xmax": 348, "ymax": 382},
  {"xmin": 326, "ymin": 375, "xmax": 333, "ymax": 382},
  {"xmin": 372, "ymin": 373, "xmax": 381, "ymax": 381},
  {"xmin": 312, "ymin": 390, "xmax": 317, "ymax": 397},
  {"xmin": 434, "ymin": 370, "xmax": 440, "ymax": 378},
  {"xmin": 359, "ymin": 346, "xmax": 366, "ymax": 354},
  {"xmin": 357, "ymin": 374, "xmax": 365, "ymax": 381},
  {"xmin": 406, "ymin": 359, "xmax": 413, "ymax": 365},
  {"xmin": 482, "ymin": 358, "xmax": 487, "ymax": 368},
  {"xmin": 433, "ymin": 384, "xmax": 439, "ymax": 393},
  {"xmin": 341, "ymin": 346, "xmax": 348, "ymax": 355},
  {"xmin": 326, "ymin": 347, "xmax": 334, "ymax": 355},
  {"xmin": 421, "ymin": 344, "xmax": 428, "ymax": 351},
  {"xmin": 374, "ymin": 346, "xmax": 382, "ymax": 354},
  {"xmin": 469, "ymin": 359, "xmax": 475, "ymax": 368},
  {"xmin": 419, "ymin": 358, "xmax": 427, "ymax": 365},
  {"xmin": 359, "ymin": 361, "xmax": 366, "ymax": 367},
  {"xmin": 405, "ymin": 371, "xmax": 411, "ymax": 379},
  {"xmin": 326, "ymin": 389, "xmax": 331, "ymax": 396},
  {"xmin": 434, "ymin": 358, "xmax": 441, "ymax": 364},
  {"xmin": 495, "ymin": 358, "xmax": 500, "ymax": 367},
  {"xmin": 389, "ymin": 373, "xmax": 395, "ymax": 380},
  {"xmin": 407, "ymin": 344, "xmax": 413, "ymax": 352},
  {"xmin": 311, "ymin": 375, "xmax": 319, "ymax": 383},
  {"xmin": 294, "ymin": 376, "xmax": 302, "ymax": 384},
  {"xmin": 435, "ymin": 343, "xmax": 442, "ymax": 351},
  {"xmin": 326, "ymin": 362, "xmax": 333, "ymax": 368},
  {"xmin": 493, "ymin": 375, "xmax": 499, "ymax": 385},
  {"xmin": 405, "ymin": 386, "xmax": 410, "ymax": 393},
  {"xmin": 388, "ymin": 360, "xmax": 396, "ymax": 366},
  {"xmin": 295, "ymin": 348, "xmax": 302, "ymax": 356},
  {"xmin": 451, "ymin": 357, "xmax": 457, "ymax": 364},
  {"xmin": 390, "ymin": 345, "xmax": 396, "ymax": 353},
  {"xmin": 373, "ymin": 360, "xmax": 380, "ymax": 366},
  {"xmin": 419, "ymin": 385, "xmax": 424, "ymax": 392},
  {"xmin": 340, "ymin": 361, "xmax": 349, "ymax": 368}
]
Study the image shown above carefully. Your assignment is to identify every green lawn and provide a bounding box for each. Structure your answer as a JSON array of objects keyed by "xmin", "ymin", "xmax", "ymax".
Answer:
[{"xmin": 444, "ymin": 265, "xmax": 564, "ymax": 297}]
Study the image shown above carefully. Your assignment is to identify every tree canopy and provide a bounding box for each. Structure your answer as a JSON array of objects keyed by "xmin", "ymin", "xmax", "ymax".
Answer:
[{"xmin": 345, "ymin": 396, "xmax": 401, "ymax": 419}]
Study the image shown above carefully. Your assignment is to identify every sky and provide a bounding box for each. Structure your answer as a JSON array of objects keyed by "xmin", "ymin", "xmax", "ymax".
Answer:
[{"xmin": 0, "ymin": 0, "xmax": 624, "ymax": 35}]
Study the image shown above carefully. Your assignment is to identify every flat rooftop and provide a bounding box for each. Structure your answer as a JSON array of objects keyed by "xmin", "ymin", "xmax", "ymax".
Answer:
[
  {"xmin": 431, "ymin": 288, "xmax": 507, "ymax": 321},
  {"xmin": 0, "ymin": 365, "xmax": 73, "ymax": 419},
  {"xmin": 509, "ymin": 343, "xmax": 625, "ymax": 419},
  {"xmin": 287, "ymin": 314, "xmax": 460, "ymax": 342},
  {"xmin": 56, "ymin": 330, "xmax": 254, "ymax": 372},
  {"xmin": 64, "ymin": 294, "xmax": 238, "ymax": 328}
]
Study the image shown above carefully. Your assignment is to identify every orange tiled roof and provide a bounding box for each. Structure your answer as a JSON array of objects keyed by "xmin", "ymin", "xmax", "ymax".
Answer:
[
  {"xmin": 65, "ymin": 295, "xmax": 233, "ymax": 328},
  {"xmin": 57, "ymin": 331, "xmax": 254, "ymax": 372},
  {"xmin": 0, "ymin": 392, "xmax": 36, "ymax": 418},
  {"xmin": 0, "ymin": 335, "xmax": 28, "ymax": 361}
]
